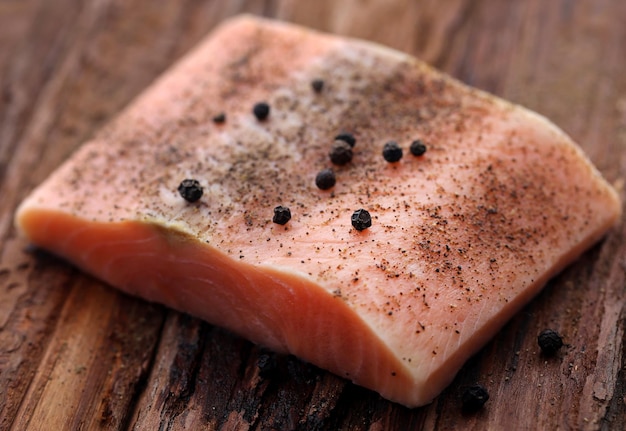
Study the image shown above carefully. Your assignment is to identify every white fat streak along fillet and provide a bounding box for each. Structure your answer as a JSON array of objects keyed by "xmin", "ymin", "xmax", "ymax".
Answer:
[{"xmin": 15, "ymin": 15, "xmax": 621, "ymax": 407}]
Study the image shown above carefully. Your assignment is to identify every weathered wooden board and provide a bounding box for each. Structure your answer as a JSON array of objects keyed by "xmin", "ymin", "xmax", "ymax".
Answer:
[{"xmin": 1, "ymin": 1, "xmax": 624, "ymax": 430}]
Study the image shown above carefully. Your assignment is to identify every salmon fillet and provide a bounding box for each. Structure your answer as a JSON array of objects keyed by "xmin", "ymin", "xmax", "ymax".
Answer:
[{"xmin": 15, "ymin": 15, "xmax": 621, "ymax": 407}]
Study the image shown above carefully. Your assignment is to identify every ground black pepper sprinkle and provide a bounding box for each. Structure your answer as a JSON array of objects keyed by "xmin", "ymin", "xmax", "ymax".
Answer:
[
  {"xmin": 311, "ymin": 78, "xmax": 324, "ymax": 93},
  {"xmin": 382, "ymin": 141, "xmax": 403, "ymax": 162},
  {"xmin": 335, "ymin": 132, "xmax": 356, "ymax": 147},
  {"xmin": 212, "ymin": 112, "xmax": 226, "ymax": 124},
  {"xmin": 462, "ymin": 384, "xmax": 489, "ymax": 413},
  {"xmin": 410, "ymin": 139, "xmax": 427, "ymax": 156},
  {"xmin": 329, "ymin": 141, "xmax": 353, "ymax": 165},
  {"xmin": 253, "ymin": 102, "xmax": 270, "ymax": 121},
  {"xmin": 177, "ymin": 179, "xmax": 203, "ymax": 203},
  {"xmin": 315, "ymin": 168, "xmax": 336, "ymax": 190},
  {"xmin": 273, "ymin": 206, "xmax": 291, "ymax": 225},
  {"xmin": 351, "ymin": 209, "xmax": 372, "ymax": 231},
  {"xmin": 537, "ymin": 329, "xmax": 563, "ymax": 355}
]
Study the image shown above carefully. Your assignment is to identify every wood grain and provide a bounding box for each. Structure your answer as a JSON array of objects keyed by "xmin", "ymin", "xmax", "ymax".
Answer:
[{"xmin": 1, "ymin": 1, "xmax": 624, "ymax": 430}]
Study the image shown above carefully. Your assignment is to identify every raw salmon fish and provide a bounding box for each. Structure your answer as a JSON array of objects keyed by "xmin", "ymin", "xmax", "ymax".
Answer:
[{"xmin": 15, "ymin": 15, "xmax": 621, "ymax": 407}]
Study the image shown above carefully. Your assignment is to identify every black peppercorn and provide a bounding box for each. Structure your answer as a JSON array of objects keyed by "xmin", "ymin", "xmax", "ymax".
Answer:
[
  {"xmin": 257, "ymin": 352, "xmax": 279, "ymax": 378},
  {"xmin": 212, "ymin": 112, "xmax": 226, "ymax": 124},
  {"xmin": 311, "ymin": 79, "xmax": 324, "ymax": 93},
  {"xmin": 315, "ymin": 168, "xmax": 336, "ymax": 190},
  {"xmin": 410, "ymin": 139, "xmax": 427, "ymax": 156},
  {"xmin": 351, "ymin": 209, "xmax": 372, "ymax": 231},
  {"xmin": 334, "ymin": 132, "xmax": 356, "ymax": 147},
  {"xmin": 462, "ymin": 384, "xmax": 489, "ymax": 413},
  {"xmin": 537, "ymin": 329, "xmax": 563, "ymax": 355},
  {"xmin": 273, "ymin": 206, "xmax": 291, "ymax": 225},
  {"xmin": 329, "ymin": 141, "xmax": 353, "ymax": 165},
  {"xmin": 253, "ymin": 102, "xmax": 270, "ymax": 121},
  {"xmin": 383, "ymin": 141, "xmax": 403, "ymax": 162},
  {"xmin": 177, "ymin": 179, "xmax": 203, "ymax": 203}
]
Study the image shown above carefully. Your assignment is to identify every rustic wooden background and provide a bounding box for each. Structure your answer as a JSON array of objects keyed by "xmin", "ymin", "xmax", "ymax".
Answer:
[{"xmin": 1, "ymin": 0, "xmax": 625, "ymax": 430}]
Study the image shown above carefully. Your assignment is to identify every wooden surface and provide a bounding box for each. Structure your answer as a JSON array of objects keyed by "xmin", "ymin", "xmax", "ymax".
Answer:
[{"xmin": 1, "ymin": 0, "xmax": 625, "ymax": 429}]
